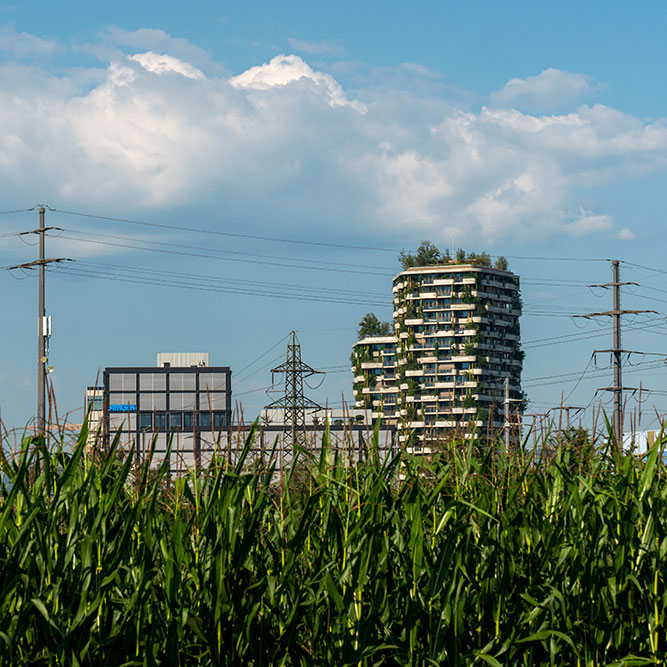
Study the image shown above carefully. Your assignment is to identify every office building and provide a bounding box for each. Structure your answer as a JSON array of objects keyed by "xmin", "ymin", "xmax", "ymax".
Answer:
[{"xmin": 101, "ymin": 352, "xmax": 231, "ymax": 469}]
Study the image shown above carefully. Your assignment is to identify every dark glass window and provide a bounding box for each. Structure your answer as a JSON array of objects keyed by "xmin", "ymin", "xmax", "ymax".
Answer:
[
  {"xmin": 170, "ymin": 413, "xmax": 182, "ymax": 429},
  {"xmin": 184, "ymin": 413, "xmax": 194, "ymax": 429},
  {"xmin": 199, "ymin": 412, "xmax": 211, "ymax": 428},
  {"xmin": 155, "ymin": 413, "xmax": 167, "ymax": 430},
  {"xmin": 213, "ymin": 412, "xmax": 226, "ymax": 428},
  {"xmin": 140, "ymin": 413, "xmax": 152, "ymax": 430},
  {"xmin": 87, "ymin": 397, "xmax": 103, "ymax": 411}
]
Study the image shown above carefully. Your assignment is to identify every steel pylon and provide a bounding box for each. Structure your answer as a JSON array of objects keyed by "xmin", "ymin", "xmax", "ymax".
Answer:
[{"xmin": 265, "ymin": 331, "xmax": 323, "ymax": 457}]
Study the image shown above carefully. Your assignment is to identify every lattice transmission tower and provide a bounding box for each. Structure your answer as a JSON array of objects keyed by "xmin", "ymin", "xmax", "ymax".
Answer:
[{"xmin": 265, "ymin": 331, "xmax": 323, "ymax": 457}]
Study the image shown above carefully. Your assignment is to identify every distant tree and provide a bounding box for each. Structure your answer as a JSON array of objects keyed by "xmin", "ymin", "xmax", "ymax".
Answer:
[
  {"xmin": 398, "ymin": 241, "xmax": 442, "ymax": 269},
  {"xmin": 455, "ymin": 248, "xmax": 466, "ymax": 262},
  {"xmin": 494, "ymin": 256, "xmax": 509, "ymax": 271},
  {"xmin": 357, "ymin": 313, "xmax": 392, "ymax": 339}
]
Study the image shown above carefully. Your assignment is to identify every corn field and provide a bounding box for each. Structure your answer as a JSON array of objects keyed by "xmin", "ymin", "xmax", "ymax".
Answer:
[{"xmin": 0, "ymin": 424, "xmax": 666, "ymax": 665}]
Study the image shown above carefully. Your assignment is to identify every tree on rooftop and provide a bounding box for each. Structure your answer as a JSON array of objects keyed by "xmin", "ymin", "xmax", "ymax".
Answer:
[
  {"xmin": 398, "ymin": 242, "xmax": 510, "ymax": 271},
  {"xmin": 357, "ymin": 313, "xmax": 392, "ymax": 339},
  {"xmin": 494, "ymin": 256, "xmax": 509, "ymax": 271},
  {"xmin": 398, "ymin": 241, "xmax": 442, "ymax": 269}
]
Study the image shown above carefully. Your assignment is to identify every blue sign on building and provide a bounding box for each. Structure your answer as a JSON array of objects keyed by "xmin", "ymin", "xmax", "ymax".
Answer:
[{"xmin": 109, "ymin": 403, "xmax": 137, "ymax": 413}]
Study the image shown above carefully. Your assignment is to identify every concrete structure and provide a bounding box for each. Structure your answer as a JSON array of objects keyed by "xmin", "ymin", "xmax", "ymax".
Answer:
[
  {"xmin": 101, "ymin": 353, "xmax": 231, "ymax": 469},
  {"xmin": 352, "ymin": 262, "xmax": 523, "ymax": 447}
]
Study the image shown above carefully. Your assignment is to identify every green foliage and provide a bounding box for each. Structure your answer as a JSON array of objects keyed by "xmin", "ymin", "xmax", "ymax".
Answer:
[
  {"xmin": 399, "ymin": 242, "xmax": 510, "ymax": 271},
  {"xmin": 462, "ymin": 393, "xmax": 477, "ymax": 409},
  {"xmin": 399, "ymin": 240, "xmax": 442, "ymax": 269},
  {"xmin": 1, "ymin": 425, "xmax": 667, "ymax": 665},
  {"xmin": 357, "ymin": 312, "xmax": 392, "ymax": 339},
  {"xmin": 494, "ymin": 255, "xmax": 509, "ymax": 271}
]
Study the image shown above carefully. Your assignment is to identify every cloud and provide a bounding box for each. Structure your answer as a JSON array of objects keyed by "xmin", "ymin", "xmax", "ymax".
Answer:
[
  {"xmin": 0, "ymin": 38, "xmax": 663, "ymax": 246},
  {"xmin": 129, "ymin": 52, "xmax": 204, "ymax": 79},
  {"xmin": 287, "ymin": 37, "xmax": 342, "ymax": 56},
  {"xmin": 562, "ymin": 210, "xmax": 613, "ymax": 237},
  {"xmin": 614, "ymin": 227, "xmax": 635, "ymax": 241},
  {"xmin": 230, "ymin": 54, "xmax": 365, "ymax": 110},
  {"xmin": 490, "ymin": 68, "xmax": 602, "ymax": 111},
  {"xmin": 105, "ymin": 27, "xmax": 214, "ymax": 69},
  {"xmin": 0, "ymin": 26, "xmax": 58, "ymax": 58}
]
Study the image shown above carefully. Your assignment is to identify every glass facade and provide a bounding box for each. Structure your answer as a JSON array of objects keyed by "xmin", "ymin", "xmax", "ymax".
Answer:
[{"xmin": 103, "ymin": 364, "xmax": 232, "ymax": 463}]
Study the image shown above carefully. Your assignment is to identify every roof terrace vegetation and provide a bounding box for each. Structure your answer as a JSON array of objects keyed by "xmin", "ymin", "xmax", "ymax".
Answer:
[
  {"xmin": 357, "ymin": 312, "xmax": 392, "ymax": 340},
  {"xmin": 398, "ymin": 241, "xmax": 509, "ymax": 271}
]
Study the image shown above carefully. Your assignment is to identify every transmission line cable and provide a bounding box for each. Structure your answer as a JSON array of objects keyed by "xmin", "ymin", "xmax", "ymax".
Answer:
[
  {"xmin": 72, "ymin": 259, "xmax": 388, "ymax": 299},
  {"xmin": 48, "ymin": 264, "xmax": 388, "ymax": 307},
  {"xmin": 50, "ymin": 207, "xmax": 399, "ymax": 252},
  {"xmin": 54, "ymin": 227, "xmax": 396, "ymax": 271},
  {"xmin": 49, "ymin": 234, "xmax": 393, "ymax": 277},
  {"xmin": 234, "ymin": 335, "xmax": 292, "ymax": 380}
]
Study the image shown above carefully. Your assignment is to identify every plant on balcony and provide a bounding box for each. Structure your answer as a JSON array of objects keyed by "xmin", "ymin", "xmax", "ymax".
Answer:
[
  {"xmin": 405, "ymin": 379, "xmax": 420, "ymax": 396},
  {"xmin": 463, "ymin": 394, "xmax": 477, "ymax": 409},
  {"xmin": 405, "ymin": 359, "xmax": 420, "ymax": 371}
]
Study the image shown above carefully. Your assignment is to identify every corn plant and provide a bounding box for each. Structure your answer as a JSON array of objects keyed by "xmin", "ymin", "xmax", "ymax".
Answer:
[{"xmin": 0, "ymin": 422, "xmax": 666, "ymax": 665}]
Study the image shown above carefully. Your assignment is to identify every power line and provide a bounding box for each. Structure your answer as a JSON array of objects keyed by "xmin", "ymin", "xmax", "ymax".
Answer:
[
  {"xmin": 48, "ymin": 233, "xmax": 393, "ymax": 277},
  {"xmin": 234, "ymin": 334, "xmax": 292, "ymax": 381},
  {"xmin": 54, "ymin": 227, "xmax": 397, "ymax": 272},
  {"xmin": 0, "ymin": 208, "xmax": 36, "ymax": 215},
  {"xmin": 72, "ymin": 260, "xmax": 388, "ymax": 300},
  {"xmin": 504, "ymin": 255, "xmax": 611, "ymax": 262},
  {"xmin": 50, "ymin": 207, "xmax": 398, "ymax": 252},
  {"xmin": 47, "ymin": 264, "xmax": 389, "ymax": 306}
]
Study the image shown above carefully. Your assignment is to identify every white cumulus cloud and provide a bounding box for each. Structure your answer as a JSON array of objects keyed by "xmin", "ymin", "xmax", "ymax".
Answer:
[
  {"xmin": 230, "ymin": 54, "xmax": 365, "ymax": 111},
  {"xmin": 491, "ymin": 68, "xmax": 601, "ymax": 111},
  {"xmin": 129, "ymin": 52, "xmax": 205, "ymax": 79},
  {"xmin": 0, "ymin": 32, "xmax": 664, "ymax": 246}
]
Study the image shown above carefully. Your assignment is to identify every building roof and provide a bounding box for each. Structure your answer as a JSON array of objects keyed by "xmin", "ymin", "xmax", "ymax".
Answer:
[
  {"xmin": 353, "ymin": 336, "xmax": 398, "ymax": 346},
  {"xmin": 394, "ymin": 263, "xmax": 517, "ymax": 280}
]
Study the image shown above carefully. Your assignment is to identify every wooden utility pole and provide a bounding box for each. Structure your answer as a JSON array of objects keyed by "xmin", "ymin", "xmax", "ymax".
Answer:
[{"xmin": 7, "ymin": 207, "xmax": 68, "ymax": 437}]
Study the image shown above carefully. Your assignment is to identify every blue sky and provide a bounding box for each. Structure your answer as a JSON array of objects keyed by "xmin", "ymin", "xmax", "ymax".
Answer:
[{"xmin": 1, "ymin": 1, "xmax": 667, "ymax": 435}]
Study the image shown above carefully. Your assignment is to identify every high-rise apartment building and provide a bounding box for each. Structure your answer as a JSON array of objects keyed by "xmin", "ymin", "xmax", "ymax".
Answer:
[{"xmin": 352, "ymin": 262, "xmax": 523, "ymax": 446}]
